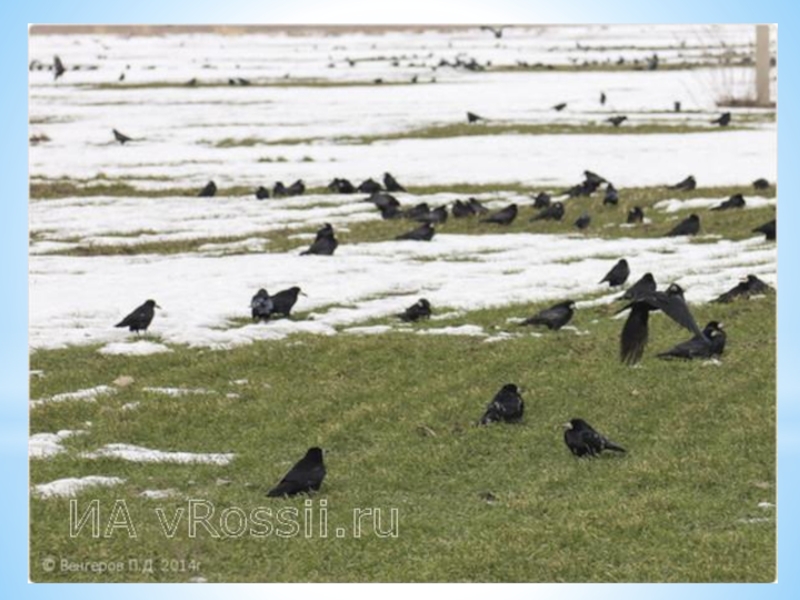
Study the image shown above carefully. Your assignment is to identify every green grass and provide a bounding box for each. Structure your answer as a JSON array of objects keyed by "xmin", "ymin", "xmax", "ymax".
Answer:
[
  {"xmin": 29, "ymin": 294, "xmax": 775, "ymax": 582},
  {"xmin": 487, "ymin": 59, "xmax": 757, "ymax": 73}
]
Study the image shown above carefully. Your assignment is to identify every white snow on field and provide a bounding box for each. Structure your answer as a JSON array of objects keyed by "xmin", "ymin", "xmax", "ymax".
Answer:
[
  {"xmin": 654, "ymin": 196, "xmax": 777, "ymax": 213},
  {"xmin": 33, "ymin": 476, "xmax": 125, "ymax": 498},
  {"xmin": 98, "ymin": 340, "xmax": 172, "ymax": 355},
  {"xmin": 142, "ymin": 387, "xmax": 211, "ymax": 396},
  {"xmin": 139, "ymin": 489, "xmax": 179, "ymax": 499},
  {"xmin": 416, "ymin": 325, "xmax": 487, "ymax": 337},
  {"xmin": 81, "ymin": 443, "xmax": 234, "ymax": 465},
  {"xmin": 30, "ymin": 385, "xmax": 115, "ymax": 409},
  {"xmin": 29, "ymin": 430, "xmax": 87, "ymax": 459}
]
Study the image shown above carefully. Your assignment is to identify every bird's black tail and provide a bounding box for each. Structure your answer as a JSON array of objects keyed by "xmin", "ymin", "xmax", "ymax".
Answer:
[{"xmin": 605, "ymin": 440, "xmax": 626, "ymax": 453}]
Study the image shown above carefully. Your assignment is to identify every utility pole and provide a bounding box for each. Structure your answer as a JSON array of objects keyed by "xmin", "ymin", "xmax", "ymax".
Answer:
[{"xmin": 755, "ymin": 25, "xmax": 771, "ymax": 106}]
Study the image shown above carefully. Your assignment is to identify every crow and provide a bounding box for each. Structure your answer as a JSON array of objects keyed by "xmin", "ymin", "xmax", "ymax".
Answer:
[
  {"xmin": 198, "ymin": 181, "xmax": 217, "ymax": 197},
  {"xmin": 186, "ymin": 77, "xmax": 198, "ymax": 86},
  {"xmin": 604, "ymin": 183, "xmax": 619, "ymax": 205},
  {"xmin": 480, "ymin": 203, "xmax": 518, "ymax": 226},
  {"xmin": 266, "ymin": 447, "xmax": 326, "ymax": 498},
  {"xmin": 54, "ymin": 55, "xmax": 66, "ymax": 80},
  {"xmin": 403, "ymin": 202, "xmax": 431, "ymax": 220},
  {"xmin": 380, "ymin": 204, "xmax": 403, "ymax": 220},
  {"xmin": 600, "ymin": 259, "xmax": 630, "ymax": 287},
  {"xmin": 627, "ymin": 206, "xmax": 644, "ymax": 224},
  {"xmin": 251, "ymin": 288, "xmax": 274, "ymax": 321},
  {"xmin": 674, "ymin": 101, "xmax": 682, "ymax": 112},
  {"xmin": 565, "ymin": 179, "xmax": 600, "ymax": 197},
  {"xmin": 467, "ymin": 198, "xmax": 489, "ymax": 215},
  {"xmin": 607, "ymin": 115, "xmax": 628, "ymax": 127},
  {"xmin": 521, "ymin": 300, "xmax": 575, "ymax": 330},
  {"xmin": 711, "ymin": 112, "xmax": 731, "ymax": 126},
  {"xmin": 657, "ymin": 321, "xmax": 726, "ymax": 360},
  {"xmin": 583, "ymin": 170, "xmax": 607, "ymax": 185},
  {"xmin": 553, "ymin": 102, "xmax": 567, "ymax": 111},
  {"xmin": 531, "ymin": 202, "xmax": 565, "ymax": 222},
  {"xmin": 752, "ymin": 178, "xmax": 771, "ymax": 190},
  {"xmin": 452, "ymin": 199, "xmax": 474, "ymax": 218},
  {"xmin": 618, "ymin": 283, "xmax": 705, "ymax": 365},
  {"xmin": 666, "ymin": 214, "xmax": 700, "ymax": 236},
  {"xmin": 396, "ymin": 222, "xmax": 435, "ymax": 241},
  {"xmin": 273, "ymin": 181, "xmax": 288, "ymax": 197},
  {"xmin": 383, "ymin": 172, "xmax": 406, "ymax": 192},
  {"xmin": 480, "ymin": 25, "xmax": 505, "ymax": 39},
  {"xmin": 327, "ymin": 178, "xmax": 356, "ymax": 194},
  {"xmin": 112, "ymin": 129, "xmax": 132, "ymax": 144},
  {"xmin": 563, "ymin": 418, "xmax": 626, "ymax": 457},
  {"xmin": 237, "ymin": 77, "xmax": 251, "ymax": 86},
  {"xmin": 414, "ymin": 205, "xmax": 448, "ymax": 225},
  {"xmin": 115, "ymin": 299, "xmax": 159, "ymax": 333},
  {"xmin": 752, "ymin": 219, "xmax": 776, "ymax": 241},
  {"xmin": 711, "ymin": 193, "xmax": 745, "ymax": 211},
  {"xmin": 600, "ymin": 91, "xmax": 607, "ymax": 105},
  {"xmin": 301, "ymin": 223, "xmax": 338, "ymax": 256},
  {"xmin": 619, "ymin": 272, "xmax": 656, "ymax": 301},
  {"xmin": 255, "ymin": 186, "xmax": 270, "ymax": 200},
  {"xmin": 269, "ymin": 286, "xmax": 305, "ymax": 318},
  {"xmin": 364, "ymin": 192, "xmax": 400, "ymax": 211},
  {"xmin": 479, "ymin": 384, "xmax": 524, "ymax": 425},
  {"xmin": 532, "ymin": 192, "xmax": 551, "ymax": 209},
  {"xmin": 714, "ymin": 275, "xmax": 772, "ymax": 303},
  {"xmin": 398, "ymin": 298, "xmax": 432, "ymax": 321},
  {"xmin": 668, "ymin": 175, "xmax": 696, "ymax": 191},
  {"xmin": 287, "ymin": 180, "xmax": 305, "ymax": 196},
  {"xmin": 466, "ymin": 111, "xmax": 485, "ymax": 123},
  {"xmin": 357, "ymin": 178, "xmax": 383, "ymax": 194},
  {"xmin": 574, "ymin": 213, "xmax": 591, "ymax": 230}
]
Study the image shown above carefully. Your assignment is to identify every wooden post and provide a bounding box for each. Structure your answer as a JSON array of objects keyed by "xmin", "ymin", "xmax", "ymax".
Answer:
[{"xmin": 755, "ymin": 25, "xmax": 771, "ymax": 106}]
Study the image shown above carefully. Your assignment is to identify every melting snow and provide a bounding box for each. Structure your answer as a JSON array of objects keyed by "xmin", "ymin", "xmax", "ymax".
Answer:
[
  {"xmin": 98, "ymin": 340, "xmax": 173, "ymax": 355},
  {"xmin": 33, "ymin": 476, "xmax": 126, "ymax": 498},
  {"xmin": 82, "ymin": 443, "xmax": 234, "ymax": 465},
  {"xmin": 29, "ymin": 430, "xmax": 87, "ymax": 459},
  {"xmin": 30, "ymin": 385, "xmax": 115, "ymax": 409}
]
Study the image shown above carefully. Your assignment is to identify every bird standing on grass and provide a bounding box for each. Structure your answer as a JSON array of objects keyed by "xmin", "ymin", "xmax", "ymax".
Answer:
[
  {"xmin": 627, "ymin": 206, "xmax": 645, "ymax": 224},
  {"xmin": 607, "ymin": 115, "xmax": 628, "ymax": 127},
  {"xmin": 711, "ymin": 112, "xmax": 732, "ymax": 126},
  {"xmin": 520, "ymin": 300, "xmax": 575, "ymax": 330},
  {"xmin": 657, "ymin": 321, "xmax": 726, "ymax": 360},
  {"xmin": 666, "ymin": 214, "xmax": 700, "ymax": 237},
  {"xmin": 711, "ymin": 194, "xmax": 745, "ymax": 211},
  {"xmin": 563, "ymin": 418, "xmax": 626, "ymax": 457},
  {"xmin": 714, "ymin": 275, "xmax": 772, "ymax": 303},
  {"xmin": 604, "ymin": 184, "xmax": 619, "ymax": 205},
  {"xmin": 466, "ymin": 111, "xmax": 485, "ymax": 123},
  {"xmin": 574, "ymin": 213, "xmax": 591, "ymax": 230},
  {"xmin": 266, "ymin": 447, "xmax": 326, "ymax": 498},
  {"xmin": 668, "ymin": 175, "xmax": 696, "ymax": 191},
  {"xmin": 479, "ymin": 384, "xmax": 524, "ymax": 425},
  {"xmin": 398, "ymin": 299, "xmax": 432, "ymax": 322},
  {"xmin": 115, "ymin": 299, "xmax": 160, "ymax": 333},
  {"xmin": 198, "ymin": 181, "xmax": 217, "ymax": 197},
  {"xmin": 480, "ymin": 203, "xmax": 518, "ymax": 226},
  {"xmin": 531, "ymin": 202, "xmax": 565, "ymax": 222},
  {"xmin": 255, "ymin": 186, "xmax": 270, "ymax": 200},
  {"xmin": 396, "ymin": 221, "xmax": 435, "ymax": 241}
]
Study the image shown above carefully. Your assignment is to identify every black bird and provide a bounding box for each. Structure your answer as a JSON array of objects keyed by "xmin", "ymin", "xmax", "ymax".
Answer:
[
  {"xmin": 115, "ymin": 299, "xmax": 159, "ymax": 333},
  {"xmin": 396, "ymin": 222, "xmax": 435, "ymax": 241},
  {"xmin": 383, "ymin": 172, "xmax": 406, "ymax": 192},
  {"xmin": 251, "ymin": 288, "xmax": 274, "ymax": 321},
  {"xmin": 574, "ymin": 213, "xmax": 591, "ymax": 230},
  {"xmin": 301, "ymin": 223, "xmax": 338, "ymax": 256},
  {"xmin": 619, "ymin": 272, "xmax": 656, "ymax": 301},
  {"xmin": 603, "ymin": 183, "xmax": 619, "ymax": 205},
  {"xmin": 752, "ymin": 219, "xmax": 776, "ymax": 241},
  {"xmin": 711, "ymin": 193, "xmax": 745, "ymax": 211},
  {"xmin": 398, "ymin": 298, "xmax": 432, "ymax": 322},
  {"xmin": 198, "ymin": 181, "xmax": 217, "ymax": 197},
  {"xmin": 327, "ymin": 178, "xmax": 356, "ymax": 194},
  {"xmin": 657, "ymin": 321, "xmax": 726, "ymax": 360},
  {"xmin": 118, "ymin": 72, "xmax": 125, "ymax": 82},
  {"xmin": 255, "ymin": 186, "xmax": 270, "ymax": 200},
  {"xmin": 112, "ymin": 129, "xmax": 132, "ymax": 144},
  {"xmin": 467, "ymin": 197, "xmax": 489, "ymax": 215},
  {"xmin": 600, "ymin": 91, "xmax": 606, "ymax": 105},
  {"xmin": 607, "ymin": 115, "xmax": 628, "ymax": 127},
  {"xmin": 553, "ymin": 102, "xmax": 567, "ymax": 111},
  {"xmin": 714, "ymin": 274, "xmax": 772, "ymax": 303},
  {"xmin": 618, "ymin": 283, "xmax": 705, "ymax": 365},
  {"xmin": 365, "ymin": 192, "xmax": 400, "ymax": 211},
  {"xmin": 711, "ymin": 112, "xmax": 731, "ymax": 126},
  {"xmin": 480, "ymin": 25, "xmax": 505, "ymax": 39},
  {"xmin": 269, "ymin": 286, "xmax": 304, "ymax": 318},
  {"xmin": 54, "ymin": 55, "xmax": 66, "ymax": 80},
  {"xmin": 273, "ymin": 181, "xmax": 288, "ymax": 197},
  {"xmin": 286, "ymin": 179, "xmax": 305, "ymax": 196},
  {"xmin": 479, "ymin": 384, "xmax": 524, "ymax": 425},
  {"xmin": 752, "ymin": 178, "xmax": 771, "ymax": 190},
  {"xmin": 186, "ymin": 77, "xmax": 198, "ymax": 86},
  {"xmin": 583, "ymin": 170, "xmax": 607, "ymax": 185},
  {"xmin": 237, "ymin": 77, "xmax": 251, "ymax": 86},
  {"xmin": 414, "ymin": 205, "xmax": 448, "ymax": 225},
  {"xmin": 266, "ymin": 447, "xmax": 326, "ymax": 498},
  {"xmin": 668, "ymin": 175, "xmax": 696, "ymax": 191},
  {"xmin": 674, "ymin": 101, "xmax": 682, "ymax": 112},
  {"xmin": 452, "ymin": 199, "xmax": 474, "ymax": 218},
  {"xmin": 563, "ymin": 418, "xmax": 626, "ymax": 457},
  {"xmin": 403, "ymin": 202, "xmax": 431, "ymax": 220},
  {"xmin": 565, "ymin": 180, "xmax": 600, "ymax": 198},
  {"xmin": 357, "ymin": 178, "xmax": 383, "ymax": 194},
  {"xmin": 627, "ymin": 206, "xmax": 644, "ymax": 224},
  {"xmin": 532, "ymin": 192, "xmax": 551, "ymax": 209},
  {"xmin": 531, "ymin": 202, "xmax": 565, "ymax": 222},
  {"xmin": 466, "ymin": 111, "xmax": 485, "ymax": 123},
  {"xmin": 380, "ymin": 204, "xmax": 403, "ymax": 220},
  {"xmin": 666, "ymin": 214, "xmax": 700, "ymax": 236},
  {"xmin": 521, "ymin": 300, "xmax": 575, "ymax": 330},
  {"xmin": 480, "ymin": 203, "xmax": 518, "ymax": 226},
  {"xmin": 600, "ymin": 259, "xmax": 630, "ymax": 287}
]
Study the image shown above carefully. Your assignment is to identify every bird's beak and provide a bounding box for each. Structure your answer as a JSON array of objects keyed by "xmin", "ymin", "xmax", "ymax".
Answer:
[
  {"xmin": 561, "ymin": 422, "xmax": 572, "ymax": 430},
  {"xmin": 718, "ymin": 322, "xmax": 724, "ymax": 329},
  {"xmin": 300, "ymin": 292, "xmax": 308, "ymax": 297},
  {"xmin": 156, "ymin": 304, "xmax": 162, "ymax": 309}
]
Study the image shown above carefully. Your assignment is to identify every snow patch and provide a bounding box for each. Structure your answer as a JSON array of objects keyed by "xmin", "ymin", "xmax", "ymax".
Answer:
[
  {"xmin": 82, "ymin": 443, "xmax": 234, "ymax": 465},
  {"xmin": 98, "ymin": 341, "xmax": 173, "ymax": 356},
  {"xmin": 33, "ymin": 476, "xmax": 126, "ymax": 498}
]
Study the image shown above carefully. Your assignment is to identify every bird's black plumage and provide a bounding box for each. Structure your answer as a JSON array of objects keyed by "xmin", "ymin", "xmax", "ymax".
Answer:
[
  {"xmin": 54, "ymin": 55, "xmax": 66, "ymax": 80},
  {"xmin": 403, "ymin": 202, "xmax": 430, "ymax": 220},
  {"xmin": 287, "ymin": 179, "xmax": 306, "ymax": 196},
  {"xmin": 266, "ymin": 447, "xmax": 326, "ymax": 498},
  {"xmin": 383, "ymin": 172, "xmax": 406, "ymax": 192},
  {"xmin": 467, "ymin": 198, "xmax": 489, "ymax": 215},
  {"xmin": 115, "ymin": 299, "xmax": 159, "ymax": 333},
  {"xmin": 574, "ymin": 213, "xmax": 591, "ymax": 230},
  {"xmin": 414, "ymin": 205, "xmax": 448, "ymax": 225},
  {"xmin": 627, "ymin": 206, "xmax": 644, "ymax": 224},
  {"xmin": 752, "ymin": 219, "xmax": 776, "ymax": 241},
  {"xmin": 604, "ymin": 183, "xmax": 619, "ymax": 205},
  {"xmin": 365, "ymin": 192, "xmax": 400, "ymax": 211},
  {"xmin": 668, "ymin": 175, "xmax": 696, "ymax": 191},
  {"xmin": 607, "ymin": 115, "xmax": 628, "ymax": 127},
  {"xmin": 398, "ymin": 299, "xmax": 432, "ymax": 322},
  {"xmin": 600, "ymin": 259, "xmax": 630, "ymax": 287},
  {"xmin": 563, "ymin": 418, "xmax": 626, "ymax": 457},
  {"xmin": 327, "ymin": 178, "xmax": 356, "ymax": 194},
  {"xmin": 531, "ymin": 201, "xmax": 565, "ymax": 222},
  {"xmin": 521, "ymin": 300, "xmax": 575, "ymax": 330},
  {"xmin": 711, "ymin": 112, "xmax": 731, "ymax": 126},
  {"xmin": 752, "ymin": 178, "xmax": 771, "ymax": 190},
  {"xmin": 714, "ymin": 275, "xmax": 772, "ymax": 303},
  {"xmin": 301, "ymin": 223, "xmax": 338, "ymax": 255},
  {"xmin": 657, "ymin": 321, "xmax": 726, "ymax": 360},
  {"xmin": 479, "ymin": 384, "xmax": 524, "ymax": 425},
  {"xmin": 255, "ymin": 186, "xmax": 270, "ymax": 200},
  {"xmin": 666, "ymin": 214, "xmax": 700, "ymax": 236},
  {"xmin": 600, "ymin": 91, "xmax": 607, "ymax": 105},
  {"xmin": 553, "ymin": 102, "xmax": 567, "ymax": 111},
  {"xmin": 480, "ymin": 203, "xmax": 518, "ymax": 225},
  {"xmin": 466, "ymin": 111, "xmax": 485, "ymax": 123},
  {"xmin": 112, "ymin": 129, "xmax": 132, "ymax": 144},
  {"xmin": 273, "ymin": 182, "xmax": 288, "ymax": 197},
  {"xmin": 533, "ymin": 192, "xmax": 551, "ymax": 209},
  {"xmin": 396, "ymin": 222, "xmax": 435, "ymax": 241},
  {"xmin": 619, "ymin": 272, "xmax": 657, "ymax": 301},
  {"xmin": 198, "ymin": 181, "xmax": 217, "ymax": 197},
  {"xmin": 357, "ymin": 178, "xmax": 383, "ymax": 194},
  {"xmin": 251, "ymin": 288, "xmax": 274, "ymax": 321},
  {"xmin": 583, "ymin": 170, "xmax": 607, "ymax": 185},
  {"xmin": 269, "ymin": 286, "xmax": 304, "ymax": 317},
  {"xmin": 711, "ymin": 193, "xmax": 745, "ymax": 211},
  {"xmin": 452, "ymin": 199, "xmax": 473, "ymax": 218}
]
